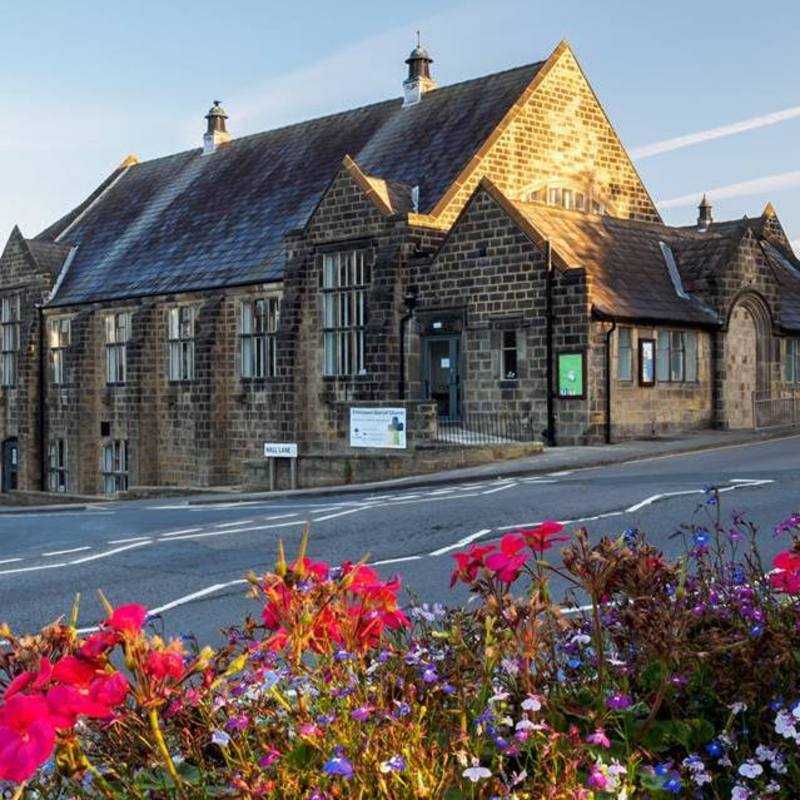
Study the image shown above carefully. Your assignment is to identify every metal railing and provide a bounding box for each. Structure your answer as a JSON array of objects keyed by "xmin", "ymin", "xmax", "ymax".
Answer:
[
  {"xmin": 435, "ymin": 412, "xmax": 538, "ymax": 446},
  {"xmin": 752, "ymin": 392, "xmax": 800, "ymax": 430}
]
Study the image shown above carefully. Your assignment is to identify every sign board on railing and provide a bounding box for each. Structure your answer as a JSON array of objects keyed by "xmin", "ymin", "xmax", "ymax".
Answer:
[
  {"xmin": 350, "ymin": 407, "xmax": 406, "ymax": 449},
  {"xmin": 264, "ymin": 442, "xmax": 298, "ymax": 458}
]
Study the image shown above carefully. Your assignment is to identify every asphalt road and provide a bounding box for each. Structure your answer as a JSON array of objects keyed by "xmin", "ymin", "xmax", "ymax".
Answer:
[{"xmin": 0, "ymin": 435, "xmax": 798, "ymax": 645}]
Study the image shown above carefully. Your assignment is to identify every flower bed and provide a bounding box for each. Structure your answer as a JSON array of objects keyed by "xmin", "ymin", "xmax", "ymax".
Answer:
[{"xmin": 1, "ymin": 491, "xmax": 799, "ymax": 798}]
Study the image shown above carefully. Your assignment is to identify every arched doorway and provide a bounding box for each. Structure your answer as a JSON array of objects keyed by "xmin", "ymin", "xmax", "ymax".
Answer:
[{"xmin": 723, "ymin": 295, "xmax": 771, "ymax": 429}]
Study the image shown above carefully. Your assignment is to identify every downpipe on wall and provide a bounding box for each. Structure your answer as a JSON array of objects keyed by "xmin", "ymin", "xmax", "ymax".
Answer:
[
  {"xmin": 37, "ymin": 304, "xmax": 46, "ymax": 490},
  {"xmin": 545, "ymin": 241, "xmax": 556, "ymax": 447},
  {"xmin": 604, "ymin": 320, "xmax": 617, "ymax": 445}
]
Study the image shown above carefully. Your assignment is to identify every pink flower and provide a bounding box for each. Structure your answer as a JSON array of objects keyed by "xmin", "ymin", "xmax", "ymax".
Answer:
[
  {"xmin": 0, "ymin": 694, "xmax": 56, "ymax": 783},
  {"xmin": 450, "ymin": 544, "xmax": 494, "ymax": 586},
  {"xmin": 104, "ymin": 604, "xmax": 147, "ymax": 634},
  {"xmin": 586, "ymin": 765, "xmax": 608, "ymax": 790},
  {"xmin": 586, "ymin": 728, "xmax": 611, "ymax": 748},
  {"xmin": 485, "ymin": 534, "xmax": 527, "ymax": 583},
  {"xmin": 518, "ymin": 520, "xmax": 569, "ymax": 554},
  {"xmin": 770, "ymin": 550, "xmax": 800, "ymax": 594}
]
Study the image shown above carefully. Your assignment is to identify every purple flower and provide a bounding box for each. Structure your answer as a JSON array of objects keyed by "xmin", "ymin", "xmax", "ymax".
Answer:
[
  {"xmin": 606, "ymin": 693, "xmax": 632, "ymax": 710},
  {"xmin": 323, "ymin": 754, "xmax": 354, "ymax": 779},
  {"xmin": 351, "ymin": 705, "xmax": 372, "ymax": 722},
  {"xmin": 379, "ymin": 755, "xmax": 406, "ymax": 773},
  {"xmin": 421, "ymin": 667, "xmax": 439, "ymax": 683},
  {"xmin": 393, "ymin": 701, "xmax": 411, "ymax": 718}
]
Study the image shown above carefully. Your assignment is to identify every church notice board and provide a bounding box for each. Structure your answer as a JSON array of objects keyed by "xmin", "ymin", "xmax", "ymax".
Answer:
[
  {"xmin": 557, "ymin": 351, "xmax": 586, "ymax": 399},
  {"xmin": 350, "ymin": 407, "xmax": 407, "ymax": 449}
]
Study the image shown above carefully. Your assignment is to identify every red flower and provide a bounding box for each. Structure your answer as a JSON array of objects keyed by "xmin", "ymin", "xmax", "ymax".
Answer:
[
  {"xmin": 144, "ymin": 650, "xmax": 185, "ymax": 681},
  {"xmin": 485, "ymin": 534, "xmax": 528, "ymax": 583},
  {"xmin": 52, "ymin": 655, "xmax": 99, "ymax": 688},
  {"xmin": 79, "ymin": 630, "xmax": 118, "ymax": 659},
  {"xmin": 518, "ymin": 520, "xmax": 569, "ymax": 553},
  {"xmin": 265, "ymin": 628, "xmax": 288, "ymax": 652},
  {"xmin": 450, "ymin": 544, "xmax": 494, "ymax": 587},
  {"xmin": 104, "ymin": 604, "xmax": 147, "ymax": 634},
  {"xmin": 4, "ymin": 658, "xmax": 52, "ymax": 701},
  {"xmin": 89, "ymin": 673, "xmax": 129, "ymax": 709},
  {"xmin": 0, "ymin": 694, "xmax": 56, "ymax": 783},
  {"xmin": 770, "ymin": 550, "xmax": 800, "ymax": 594}
]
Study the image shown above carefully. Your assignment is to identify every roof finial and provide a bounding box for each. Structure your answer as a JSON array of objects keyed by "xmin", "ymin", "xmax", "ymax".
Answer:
[
  {"xmin": 697, "ymin": 193, "xmax": 713, "ymax": 232},
  {"xmin": 403, "ymin": 36, "xmax": 436, "ymax": 107},
  {"xmin": 203, "ymin": 100, "xmax": 231, "ymax": 154},
  {"xmin": 416, "ymin": 30, "xmax": 421, "ymax": 48}
]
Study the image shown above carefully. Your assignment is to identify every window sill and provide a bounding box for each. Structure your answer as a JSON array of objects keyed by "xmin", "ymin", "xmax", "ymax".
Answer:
[
  {"xmin": 498, "ymin": 379, "xmax": 519, "ymax": 389},
  {"xmin": 322, "ymin": 374, "xmax": 371, "ymax": 381}
]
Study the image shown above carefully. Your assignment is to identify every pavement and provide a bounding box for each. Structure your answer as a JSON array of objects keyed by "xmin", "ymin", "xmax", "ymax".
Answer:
[{"xmin": 0, "ymin": 431, "xmax": 797, "ymax": 646}]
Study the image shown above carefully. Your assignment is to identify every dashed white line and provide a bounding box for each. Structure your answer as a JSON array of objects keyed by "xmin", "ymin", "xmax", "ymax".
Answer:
[
  {"xmin": 159, "ymin": 528, "xmax": 203, "ymax": 537},
  {"xmin": 482, "ymin": 483, "xmax": 517, "ymax": 495},
  {"xmin": 312, "ymin": 507, "xmax": 369, "ymax": 522},
  {"xmin": 70, "ymin": 541, "xmax": 150, "ymax": 565},
  {"xmin": 42, "ymin": 546, "xmax": 91, "ymax": 557},
  {"xmin": 264, "ymin": 513, "xmax": 300, "ymax": 521},
  {"xmin": 371, "ymin": 555, "xmax": 423, "ymax": 566},
  {"xmin": 0, "ymin": 562, "xmax": 66, "ymax": 576},
  {"xmin": 107, "ymin": 536, "xmax": 151, "ymax": 544},
  {"xmin": 429, "ymin": 528, "xmax": 493, "ymax": 557},
  {"xmin": 161, "ymin": 520, "xmax": 304, "ymax": 542},
  {"xmin": 215, "ymin": 520, "xmax": 255, "ymax": 528},
  {"xmin": 0, "ymin": 558, "xmax": 22, "ymax": 565}
]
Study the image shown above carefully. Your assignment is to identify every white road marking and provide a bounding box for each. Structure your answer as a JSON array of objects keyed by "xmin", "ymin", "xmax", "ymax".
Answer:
[
  {"xmin": 159, "ymin": 528, "xmax": 203, "ymax": 537},
  {"xmin": 371, "ymin": 555, "xmax": 423, "ymax": 566},
  {"xmin": 42, "ymin": 546, "xmax": 91, "ymax": 557},
  {"xmin": 215, "ymin": 520, "xmax": 255, "ymax": 528},
  {"xmin": 312, "ymin": 507, "xmax": 370, "ymax": 522},
  {"xmin": 149, "ymin": 580, "xmax": 247, "ymax": 615},
  {"xmin": 547, "ymin": 470, "xmax": 574, "ymax": 476},
  {"xmin": 107, "ymin": 536, "xmax": 151, "ymax": 544},
  {"xmin": 393, "ymin": 494, "xmax": 422, "ymax": 501},
  {"xmin": 482, "ymin": 483, "xmax": 517, "ymax": 495},
  {"xmin": 381, "ymin": 492, "xmax": 483, "ymax": 507},
  {"xmin": 428, "ymin": 488, "xmax": 457, "ymax": 495},
  {"xmin": 69, "ymin": 541, "xmax": 150, "ymax": 565},
  {"xmin": 264, "ymin": 513, "xmax": 300, "ymax": 521},
  {"xmin": 429, "ymin": 528, "xmax": 493, "ymax": 557},
  {"xmin": 0, "ymin": 562, "xmax": 66, "ymax": 576},
  {"xmin": 161, "ymin": 520, "xmax": 304, "ymax": 542},
  {"xmin": 0, "ymin": 558, "xmax": 22, "ymax": 565}
]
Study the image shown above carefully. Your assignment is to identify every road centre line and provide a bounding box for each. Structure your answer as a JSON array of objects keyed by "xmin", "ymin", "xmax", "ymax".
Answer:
[
  {"xmin": 312, "ymin": 507, "xmax": 371, "ymax": 522},
  {"xmin": 70, "ymin": 541, "xmax": 150, "ymax": 565},
  {"xmin": 42, "ymin": 546, "xmax": 91, "ymax": 557},
  {"xmin": 371, "ymin": 555, "xmax": 423, "ymax": 566},
  {"xmin": 481, "ymin": 483, "xmax": 517, "ymax": 495},
  {"xmin": 159, "ymin": 528, "xmax": 203, "ymax": 537},
  {"xmin": 0, "ymin": 562, "xmax": 67, "ymax": 576},
  {"xmin": 107, "ymin": 536, "xmax": 152, "ymax": 544},
  {"xmin": 0, "ymin": 558, "xmax": 22, "ymax": 565},
  {"xmin": 263, "ymin": 513, "xmax": 300, "ymax": 521},
  {"xmin": 160, "ymin": 520, "xmax": 304, "ymax": 542},
  {"xmin": 215, "ymin": 520, "xmax": 255, "ymax": 528},
  {"xmin": 380, "ymin": 492, "xmax": 483, "ymax": 507},
  {"xmin": 429, "ymin": 528, "xmax": 493, "ymax": 557}
]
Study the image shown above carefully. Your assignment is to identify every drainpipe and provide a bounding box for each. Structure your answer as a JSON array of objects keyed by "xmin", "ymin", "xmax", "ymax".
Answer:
[
  {"xmin": 545, "ymin": 241, "xmax": 556, "ymax": 446},
  {"xmin": 37, "ymin": 304, "xmax": 46, "ymax": 490},
  {"xmin": 604, "ymin": 320, "xmax": 617, "ymax": 444},
  {"xmin": 398, "ymin": 288, "xmax": 417, "ymax": 400}
]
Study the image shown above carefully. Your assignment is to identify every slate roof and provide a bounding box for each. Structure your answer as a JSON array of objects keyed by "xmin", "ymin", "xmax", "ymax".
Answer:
[
  {"xmin": 761, "ymin": 241, "xmax": 800, "ymax": 332},
  {"xmin": 510, "ymin": 201, "xmax": 719, "ymax": 325},
  {"xmin": 24, "ymin": 239, "xmax": 73, "ymax": 278},
  {"xmin": 38, "ymin": 61, "xmax": 544, "ymax": 307}
]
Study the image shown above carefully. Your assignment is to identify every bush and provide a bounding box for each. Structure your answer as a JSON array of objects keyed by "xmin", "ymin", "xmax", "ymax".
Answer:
[{"xmin": 1, "ymin": 490, "xmax": 799, "ymax": 798}]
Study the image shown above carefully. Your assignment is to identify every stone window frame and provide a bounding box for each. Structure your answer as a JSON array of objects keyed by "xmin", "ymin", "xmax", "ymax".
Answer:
[
  {"xmin": 1, "ymin": 295, "xmax": 20, "ymax": 388},
  {"xmin": 239, "ymin": 296, "xmax": 280, "ymax": 380},
  {"xmin": 101, "ymin": 439, "xmax": 128, "ymax": 494},
  {"xmin": 48, "ymin": 437, "xmax": 68, "ymax": 493},
  {"xmin": 786, "ymin": 338, "xmax": 800, "ymax": 384},
  {"xmin": 655, "ymin": 329, "xmax": 699, "ymax": 384},
  {"xmin": 321, "ymin": 248, "xmax": 370, "ymax": 377},
  {"xmin": 104, "ymin": 311, "xmax": 131, "ymax": 385},
  {"xmin": 521, "ymin": 178, "xmax": 614, "ymax": 216},
  {"xmin": 167, "ymin": 305, "xmax": 196, "ymax": 383},
  {"xmin": 49, "ymin": 316, "xmax": 71, "ymax": 386},
  {"xmin": 616, "ymin": 327, "xmax": 633, "ymax": 382}
]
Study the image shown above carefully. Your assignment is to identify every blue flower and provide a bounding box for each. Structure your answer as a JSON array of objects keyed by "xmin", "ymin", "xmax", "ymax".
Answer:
[
  {"xmin": 323, "ymin": 754, "xmax": 354, "ymax": 779},
  {"xmin": 693, "ymin": 530, "xmax": 711, "ymax": 548},
  {"xmin": 567, "ymin": 657, "xmax": 582, "ymax": 669},
  {"xmin": 655, "ymin": 763, "xmax": 671, "ymax": 777},
  {"xmin": 663, "ymin": 776, "xmax": 683, "ymax": 793},
  {"xmin": 749, "ymin": 623, "xmax": 764, "ymax": 637},
  {"xmin": 705, "ymin": 740, "xmax": 723, "ymax": 758}
]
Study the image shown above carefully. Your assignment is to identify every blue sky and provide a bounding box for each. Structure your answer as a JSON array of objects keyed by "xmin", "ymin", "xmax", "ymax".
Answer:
[{"xmin": 2, "ymin": 0, "xmax": 799, "ymax": 252}]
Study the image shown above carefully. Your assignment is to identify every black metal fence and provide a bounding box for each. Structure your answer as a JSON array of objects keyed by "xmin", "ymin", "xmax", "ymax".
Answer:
[{"xmin": 435, "ymin": 412, "xmax": 538, "ymax": 446}]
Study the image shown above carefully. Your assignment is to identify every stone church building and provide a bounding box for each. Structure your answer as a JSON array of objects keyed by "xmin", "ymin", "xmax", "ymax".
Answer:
[{"xmin": 1, "ymin": 40, "xmax": 799, "ymax": 494}]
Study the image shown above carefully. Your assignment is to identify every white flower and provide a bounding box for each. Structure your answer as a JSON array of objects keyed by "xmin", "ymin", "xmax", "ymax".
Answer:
[
  {"xmin": 607, "ymin": 761, "xmax": 627, "ymax": 777},
  {"xmin": 737, "ymin": 760, "xmax": 763, "ymax": 779},
  {"xmin": 774, "ymin": 710, "xmax": 798, "ymax": 740},
  {"xmin": 211, "ymin": 730, "xmax": 230, "ymax": 747},
  {"xmin": 501, "ymin": 657, "xmax": 520, "ymax": 676},
  {"xmin": 571, "ymin": 633, "xmax": 592, "ymax": 646},
  {"xmin": 462, "ymin": 763, "xmax": 492, "ymax": 783},
  {"xmin": 489, "ymin": 690, "xmax": 510, "ymax": 703},
  {"xmin": 755, "ymin": 745, "xmax": 777, "ymax": 762},
  {"xmin": 521, "ymin": 694, "xmax": 542, "ymax": 712},
  {"xmin": 764, "ymin": 780, "xmax": 781, "ymax": 794},
  {"xmin": 731, "ymin": 786, "xmax": 750, "ymax": 800},
  {"xmin": 729, "ymin": 701, "xmax": 748, "ymax": 715},
  {"xmin": 515, "ymin": 719, "xmax": 536, "ymax": 731}
]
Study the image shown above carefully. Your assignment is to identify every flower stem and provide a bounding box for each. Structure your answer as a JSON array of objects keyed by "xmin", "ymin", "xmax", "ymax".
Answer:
[{"xmin": 148, "ymin": 707, "xmax": 183, "ymax": 795}]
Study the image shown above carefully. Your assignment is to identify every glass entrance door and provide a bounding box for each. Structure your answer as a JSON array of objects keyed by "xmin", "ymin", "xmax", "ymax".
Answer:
[{"xmin": 423, "ymin": 337, "xmax": 460, "ymax": 420}]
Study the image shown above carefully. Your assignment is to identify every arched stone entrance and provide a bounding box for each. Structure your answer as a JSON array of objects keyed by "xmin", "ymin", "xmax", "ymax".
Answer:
[{"xmin": 722, "ymin": 294, "xmax": 771, "ymax": 429}]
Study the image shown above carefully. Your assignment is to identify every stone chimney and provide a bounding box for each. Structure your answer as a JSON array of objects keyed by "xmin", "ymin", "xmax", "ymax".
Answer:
[
  {"xmin": 697, "ymin": 194, "xmax": 713, "ymax": 232},
  {"xmin": 203, "ymin": 100, "xmax": 231, "ymax": 155},
  {"xmin": 403, "ymin": 34, "xmax": 437, "ymax": 107}
]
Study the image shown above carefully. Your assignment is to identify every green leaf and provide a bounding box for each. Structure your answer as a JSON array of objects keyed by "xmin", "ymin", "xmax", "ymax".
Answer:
[{"xmin": 285, "ymin": 742, "xmax": 317, "ymax": 769}]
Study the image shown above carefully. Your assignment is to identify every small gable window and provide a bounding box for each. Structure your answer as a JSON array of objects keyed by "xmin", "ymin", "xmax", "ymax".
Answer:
[
  {"xmin": 786, "ymin": 339, "xmax": 800, "ymax": 384},
  {"xmin": 105, "ymin": 312, "xmax": 131, "ymax": 385},
  {"xmin": 168, "ymin": 306, "xmax": 195, "ymax": 382},
  {"xmin": 101, "ymin": 439, "xmax": 128, "ymax": 494},
  {"xmin": 1, "ymin": 296, "xmax": 20, "ymax": 388},
  {"xmin": 240, "ymin": 297, "xmax": 279, "ymax": 379},
  {"xmin": 322, "ymin": 250, "xmax": 369, "ymax": 376},
  {"xmin": 49, "ymin": 317, "xmax": 71, "ymax": 385},
  {"xmin": 617, "ymin": 328, "xmax": 632, "ymax": 380}
]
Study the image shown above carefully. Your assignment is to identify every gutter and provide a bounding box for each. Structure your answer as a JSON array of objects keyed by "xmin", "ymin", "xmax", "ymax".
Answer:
[
  {"xmin": 37, "ymin": 305, "xmax": 46, "ymax": 490},
  {"xmin": 604, "ymin": 320, "xmax": 617, "ymax": 445},
  {"xmin": 545, "ymin": 241, "xmax": 556, "ymax": 446}
]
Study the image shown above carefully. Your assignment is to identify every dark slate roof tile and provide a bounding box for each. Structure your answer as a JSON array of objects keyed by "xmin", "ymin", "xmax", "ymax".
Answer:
[{"xmin": 42, "ymin": 62, "xmax": 543, "ymax": 306}]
